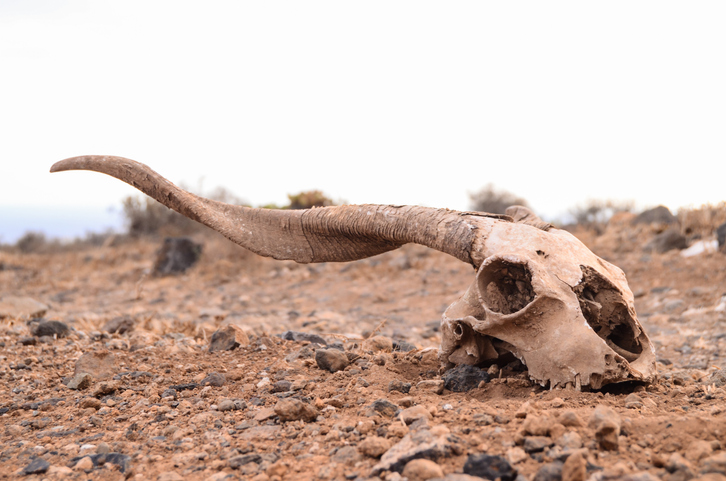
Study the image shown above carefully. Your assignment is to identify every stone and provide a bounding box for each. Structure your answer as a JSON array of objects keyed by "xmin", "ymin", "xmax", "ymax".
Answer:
[
  {"xmin": 22, "ymin": 458, "xmax": 50, "ymax": 475},
  {"xmin": 562, "ymin": 451, "xmax": 587, "ymax": 481},
  {"xmin": 389, "ymin": 380, "xmax": 412, "ymax": 394},
  {"xmin": 152, "ymin": 237, "xmax": 202, "ymax": 276},
  {"xmin": 524, "ymin": 436, "xmax": 553, "ymax": 453},
  {"xmin": 533, "ymin": 461, "xmax": 564, "ymax": 481},
  {"xmin": 67, "ymin": 373, "xmax": 93, "ymax": 390},
  {"xmin": 558, "ymin": 411, "xmax": 582, "ymax": 427},
  {"xmin": 331, "ymin": 445, "xmax": 361, "ymax": 465},
  {"xmin": 462, "ymin": 454, "xmax": 517, "ymax": 481},
  {"xmin": 359, "ymin": 436, "xmax": 392, "ymax": 458},
  {"xmin": 91, "ymin": 380, "xmax": 121, "ymax": 397},
  {"xmin": 588, "ymin": 404, "xmax": 621, "ymax": 451},
  {"xmin": 74, "ymin": 350, "xmax": 116, "ymax": 381},
  {"xmin": 74, "ymin": 456, "xmax": 93, "ymax": 472},
  {"xmin": 0, "ymin": 296, "xmax": 49, "ymax": 319},
  {"xmin": 372, "ymin": 427, "xmax": 457, "ymax": 475},
  {"xmin": 370, "ymin": 399, "xmax": 400, "ymax": 417},
  {"xmin": 556, "ymin": 431, "xmax": 583, "ymax": 450},
  {"xmin": 229, "ymin": 453, "xmax": 262, "ymax": 468},
  {"xmin": 644, "ymin": 228, "xmax": 688, "ymax": 253},
  {"xmin": 400, "ymin": 405, "xmax": 433, "ymax": 425},
  {"xmin": 363, "ymin": 335, "xmax": 394, "ymax": 352},
  {"xmin": 521, "ymin": 415, "xmax": 554, "ymax": 436},
  {"xmin": 632, "ymin": 205, "xmax": 678, "ymax": 225},
  {"xmin": 442, "ymin": 364, "xmax": 490, "ymax": 392},
  {"xmin": 30, "ymin": 319, "xmax": 69, "ymax": 338},
  {"xmin": 80, "ymin": 397, "xmax": 102, "ymax": 410},
  {"xmin": 279, "ymin": 330, "xmax": 328, "ymax": 345},
  {"xmin": 393, "ymin": 339, "xmax": 417, "ymax": 352},
  {"xmin": 209, "ymin": 325, "xmax": 250, "ymax": 352},
  {"xmin": 274, "ymin": 399, "xmax": 318, "ymax": 422},
  {"xmin": 315, "ymin": 348, "xmax": 349, "ymax": 373},
  {"xmin": 416, "ymin": 380, "xmax": 445, "ymax": 395},
  {"xmin": 402, "ymin": 458, "xmax": 444, "ymax": 481},
  {"xmin": 717, "ymin": 222, "xmax": 726, "ymax": 249},
  {"xmin": 159, "ymin": 472, "xmax": 185, "ymax": 481},
  {"xmin": 271, "ymin": 380, "xmax": 292, "ymax": 393},
  {"xmin": 624, "ymin": 393, "xmax": 643, "ymax": 409},
  {"xmin": 686, "ymin": 439, "xmax": 713, "ymax": 462},
  {"xmin": 218, "ymin": 399, "xmax": 237, "ymax": 412},
  {"xmin": 201, "ymin": 372, "xmax": 226, "ymax": 387},
  {"xmin": 102, "ymin": 316, "xmax": 134, "ymax": 334},
  {"xmin": 506, "ymin": 447, "xmax": 528, "ymax": 465},
  {"xmin": 702, "ymin": 452, "xmax": 726, "ymax": 475}
]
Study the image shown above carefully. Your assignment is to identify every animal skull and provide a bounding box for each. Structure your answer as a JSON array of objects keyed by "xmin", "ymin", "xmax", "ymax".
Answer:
[
  {"xmin": 439, "ymin": 208, "xmax": 656, "ymax": 389},
  {"xmin": 50, "ymin": 156, "xmax": 656, "ymax": 389}
]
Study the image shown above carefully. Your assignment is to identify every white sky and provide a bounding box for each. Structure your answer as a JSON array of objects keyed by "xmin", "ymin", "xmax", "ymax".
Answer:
[{"xmin": 1, "ymin": 1, "xmax": 725, "ymax": 242}]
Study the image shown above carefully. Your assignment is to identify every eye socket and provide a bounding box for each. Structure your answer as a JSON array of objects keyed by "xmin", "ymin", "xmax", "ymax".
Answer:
[
  {"xmin": 478, "ymin": 258, "xmax": 535, "ymax": 314},
  {"xmin": 453, "ymin": 323, "xmax": 464, "ymax": 337}
]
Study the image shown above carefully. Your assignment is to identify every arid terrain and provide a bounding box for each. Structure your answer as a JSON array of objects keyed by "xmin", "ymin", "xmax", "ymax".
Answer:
[{"xmin": 2, "ymin": 212, "xmax": 726, "ymax": 481}]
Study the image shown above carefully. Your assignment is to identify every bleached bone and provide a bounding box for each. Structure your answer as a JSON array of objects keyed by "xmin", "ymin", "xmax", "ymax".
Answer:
[{"xmin": 51, "ymin": 155, "xmax": 656, "ymax": 389}]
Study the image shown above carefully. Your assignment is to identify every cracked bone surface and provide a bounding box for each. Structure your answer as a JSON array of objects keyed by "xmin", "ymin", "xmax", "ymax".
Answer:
[{"xmin": 50, "ymin": 155, "xmax": 656, "ymax": 389}]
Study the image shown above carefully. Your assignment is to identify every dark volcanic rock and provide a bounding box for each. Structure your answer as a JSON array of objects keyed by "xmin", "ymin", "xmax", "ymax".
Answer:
[
  {"xmin": 632, "ymin": 205, "xmax": 678, "ymax": 225},
  {"xmin": 152, "ymin": 237, "xmax": 202, "ymax": 276},
  {"xmin": 22, "ymin": 458, "xmax": 50, "ymax": 475},
  {"xmin": 30, "ymin": 319, "xmax": 69, "ymax": 338},
  {"xmin": 372, "ymin": 427, "xmax": 458, "ymax": 474},
  {"xmin": 369, "ymin": 399, "xmax": 400, "ymax": 417},
  {"xmin": 70, "ymin": 453, "xmax": 131, "ymax": 473},
  {"xmin": 201, "ymin": 372, "xmax": 226, "ymax": 387},
  {"xmin": 209, "ymin": 324, "xmax": 250, "ymax": 352},
  {"xmin": 717, "ymin": 222, "xmax": 726, "ymax": 249},
  {"xmin": 644, "ymin": 228, "xmax": 688, "ymax": 253},
  {"xmin": 388, "ymin": 380, "xmax": 412, "ymax": 394},
  {"xmin": 463, "ymin": 454, "xmax": 517, "ymax": 481},
  {"xmin": 280, "ymin": 330, "xmax": 328, "ymax": 345},
  {"xmin": 102, "ymin": 316, "xmax": 134, "ymax": 334},
  {"xmin": 443, "ymin": 364, "xmax": 490, "ymax": 392}
]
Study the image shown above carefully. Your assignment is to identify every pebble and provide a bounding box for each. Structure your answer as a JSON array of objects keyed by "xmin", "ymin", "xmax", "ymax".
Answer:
[
  {"xmin": 363, "ymin": 335, "xmax": 394, "ymax": 353},
  {"xmin": 315, "ymin": 348, "xmax": 349, "ymax": 373},
  {"xmin": 67, "ymin": 373, "xmax": 94, "ymax": 390},
  {"xmin": 102, "ymin": 315, "xmax": 134, "ymax": 334},
  {"xmin": 152, "ymin": 237, "xmax": 202, "ymax": 275},
  {"xmin": 506, "ymin": 447, "xmax": 528, "ymax": 465},
  {"xmin": 400, "ymin": 405, "xmax": 433, "ymax": 425},
  {"xmin": 208, "ymin": 324, "xmax": 250, "ymax": 352},
  {"xmin": 389, "ymin": 380, "xmax": 412, "ymax": 394},
  {"xmin": 372, "ymin": 427, "xmax": 456, "ymax": 475},
  {"xmin": 588, "ymin": 405, "xmax": 621, "ymax": 451},
  {"xmin": 30, "ymin": 319, "xmax": 69, "ymax": 338},
  {"xmin": 75, "ymin": 350, "xmax": 117, "ymax": 381},
  {"xmin": 358, "ymin": 436, "xmax": 392, "ymax": 458},
  {"xmin": 0, "ymin": 296, "xmax": 49, "ymax": 319},
  {"xmin": 624, "ymin": 393, "xmax": 644, "ymax": 409},
  {"xmin": 271, "ymin": 380, "xmax": 292, "ymax": 393},
  {"xmin": 442, "ymin": 364, "xmax": 490, "ymax": 392},
  {"xmin": 393, "ymin": 339, "xmax": 417, "ymax": 352},
  {"xmin": 463, "ymin": 454, "xmax": 517, "ymax": 481},
  {"xmin": 521, "ymin": 415, "xmax": 554, "ymax": 436},
  {"xmin": 562, "ymin": 451, "xmax": 587, "ymax": 481},
  {"xmin": 280, "ymin": 330, "xmax": 328, "ymax": 345},
  {"xmin": 331, "ymin": 445, "xmax": 361, "ymax": 465},
  {"xmin": 74, "ymin": 456, "xmax": 94, "ymax": 472},
  {"xmin": 402, "ymin": 458, "xmax": 444, "ymax": 481},
  {"xmin": 22, "ymin": 458, "xmax": 50, "ymax": 475},
  {"xmin": 558, "ymin": 411, "xmax": 583, "ymax": 427},
  {"xmin": 685, "ymin": 439, "xmax": 713, "ymax": 462},
  {"xmin": 201, "ymin": 372, "xmax": 226, "ymax": 387},
  {"xmin": 524, "ymin": 436, "xmax": 553, "ymax": 453},
  {"xmin": 556, "ymin": 431, "xmax": 583, "ymax": 450},
  {"xmin": 369, "ymin": 399, "xmax": 400, "ymax": 417},
  {"xmin": 702, "ymin": 452, "xmax": 726, "ymax": 475},
  {"xmin": 217, "ymin": 399, "xmax": 236, "ymax": 412},
  {"xmin": 533, "ymin": 461, "xmax": 564, "ymax": 481},
  {"xmin": 91, "ymin": 380, "xmax": 121, "ymax": 397},
  {"xmin": 416, "ymin": 380, "xmax": 445, "ymax": 395},
  {"xmin": 274, "ymin": 399, "xmax": 318, "ymax": 422}
]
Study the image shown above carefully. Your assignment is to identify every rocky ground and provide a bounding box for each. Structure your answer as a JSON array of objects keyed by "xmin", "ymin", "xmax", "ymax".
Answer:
[{"xmin": 2, "ymin": 220, "xmax": 726, "ymax": 481}]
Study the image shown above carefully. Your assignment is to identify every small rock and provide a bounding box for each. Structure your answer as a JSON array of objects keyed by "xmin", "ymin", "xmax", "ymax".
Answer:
[
  {"xmin": 442, "ymin": 364, "xmax": 490, "ymax": 392},
  {"xmin": 534, "ymin": 461, "xmax": 564, "ymax": 481},
  {"xmin": 416, "ymin": 380, "xmax": 445, "ymax": 395},
  {"xmin": 632, "ymin": 205, "xmax": 678, "ymax": 225},
  {"xmin": 279, "ymin": 330, "xmax": 328, "ymax": 345},
  {"xmin": 562, "ymin": 451, "xmax": 587, "ymax": 481},
  {"xmin": 209, "ymin": 325, "xmax": 250, "ymax": 352},
  {"xmin": 702, "ymin": 452, "xmax": 726, "ymax": 475},
  {"xmin": 30, "ymin": 319, "xmax": 69, "ymax": 338},
  {"xmin": 624, "ymin": 393, "xmax": 643, "ymax": 409},
  {"xmin": 686, "ymin": 439, "xmax": 713, "ymax": 462},
  {"xmin": 19, "ymin": 336, "xmax": 37, "ymax": 345},
  {"xmin": 102, "ymin": 316, "xmax": 134, "ymax": 334},
  {"xmin": 201, "ymin": 372, "xmax": 226, "ymax": 387},
  {"xmin": 524, "ymin": 436, "xmax": 553, "ymax": 453},
  {"xmin": 229, "ymin": 453, "xmax": 262, "ymax": 469},
  {"xmin": 218, "ymin": 399, "xmax": 236, "ymax": 412},
  {"xmin": 521, "ymin": 415, "xmax": 554, "ymax": 436},
  {"xmin": 506, "ymin": 447, "xmax": 528, "ymax": 465},
  {"xmin": 463, "ymin": 454, "xmax": 517, "ymax": 481},
  {"xmin": 363, "ymin": 335, "xmax": 394, "ymax": 353},
  {"xmin": 372, "ymin": 427, "xmax": 457, "ymax": 475},
  {"xmin": 588, "ymin": 404, "xmax": 621, "ymax": 451},
  {"xmin": 67, "ymin": 373, "xmax": 93, "ymax": 390},
  {"xmin": 644, "ymin": 228, "xmax": 688, "ymax": 253},
  {"xmin": 153, "ymin": 237, "xmax": 202, "ymax": 276},
  {"xmin": 22, "ymin": 458, "xmax": 50, "ymax": 475},
  {"xmin": 91, "ymin": 380, "xmax": 121, "ymax": 397},
  {"xmin": 315, "ymin": 348, "xmax": 349, "ymax": 373},
  {"xmin": 370, "ymin": 399, "xmax": 400, "ymax": 417},
  {"xmin": 97, "ymin": 442, "xmax": 110, "ymax": 454},
  {"xmin": 389, "ymin": 380, "xmax": 412, "ymax": 394},
  {"xmin": 402, "ymin": 458, "xmax": 444, "ymax": 481},
  {"xmin": 393, "ymin": 339, "xmax": 417, "ymax": 352},
  {"xmin": 80, "ymin": 397, "xmax": 102, "ymax": 410},
  {"xmin": 75, "ymin": 351, "xmax": 117, "ymax": 381},
  {"xmin": 558, "ymin": 411, "xmax": 582, "ymax": 427},
  {"xmin": 271, "ymin": 380, "xmax": 292, "ymax": 393},
  {"xmin": 74, "ymin": 456, "xmax": 94, "ymax": 472},
  {"xmin": 331, "ymin": 445, "xmax": 361, "ymax": 465},
  {"xmin": 0, "ymin": 296, "xmax": 49, "ymax": 319},
  {"xmin": 400, "ymin": 405, "xmax": 433, "ymax": 425},
  {"xmin": 274, "ymin": 399, "xmax": 318, "ymax": 422},
  {"xmin": 556, "ymin": 431, "xmax": 583, "ymax": 450},
  {"xmin": 158, "ymin": 472, "xmax": 185, "ymax": 481},
  {"xmin": 359, "ymin": 436, "xmax": 392, "ymax": 458}
]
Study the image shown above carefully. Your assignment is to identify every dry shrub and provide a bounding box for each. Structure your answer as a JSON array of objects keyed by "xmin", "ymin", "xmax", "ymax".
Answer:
[
  {"xmin": 286, "ymin": 190, "xmax": 336, "ymax": 210},
  {"xmin": 469, "ymin": 184, "xmax": 529, "ymax": 215},
  {"xmin": 568, "ymin": 199, "xmax": 634, "ymax": 234},
  {"xmin": 678, "ymin": 202, "xmax": 726, "ymax": 238}
]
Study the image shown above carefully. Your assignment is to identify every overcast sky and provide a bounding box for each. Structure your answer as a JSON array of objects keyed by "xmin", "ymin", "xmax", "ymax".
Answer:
[{"xmin": 1, "ymin": 1, "xmax": 725, "ymax": 242}]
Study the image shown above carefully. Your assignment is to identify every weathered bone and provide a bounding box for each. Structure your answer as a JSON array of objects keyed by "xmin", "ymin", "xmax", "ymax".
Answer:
[{"xmin": 50, "ymin": 155, "xmax": 656, "ymax": 389}]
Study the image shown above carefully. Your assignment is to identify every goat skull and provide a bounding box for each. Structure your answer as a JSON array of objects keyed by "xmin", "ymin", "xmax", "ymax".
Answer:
[{"xmin": 50, "ymin": 156, "xmax": 656, "ymax": 389}]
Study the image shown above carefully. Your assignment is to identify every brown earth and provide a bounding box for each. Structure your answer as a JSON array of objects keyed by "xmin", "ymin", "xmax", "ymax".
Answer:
[{"xmin": 2, "ymin": 226, "xmax": 726, "ymax": 481}]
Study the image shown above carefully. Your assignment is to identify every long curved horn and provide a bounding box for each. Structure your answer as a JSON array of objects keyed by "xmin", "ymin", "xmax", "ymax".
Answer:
[{"xmin": 51, "ymin": 156, "xmax": 507, "ymax": 266}]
